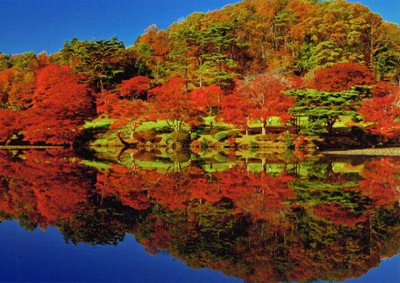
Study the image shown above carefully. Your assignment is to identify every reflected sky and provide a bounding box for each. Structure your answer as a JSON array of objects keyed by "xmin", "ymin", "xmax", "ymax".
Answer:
[
  {"xmin": 0, "ymin": 220, "xmax": 241, "ymax": 282},
  {"xmin": 342, "ymin": 255, "xmax": 400, "ymax": 283},
  {"xmin": 0, "ymin": 220, "xmax": 398, "ymax": 282}
]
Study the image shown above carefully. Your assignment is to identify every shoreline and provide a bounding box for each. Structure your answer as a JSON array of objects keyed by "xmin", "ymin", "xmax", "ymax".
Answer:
[
  {"xmin": 323, "ymin": 147, "xmax": 400, "ymax": 156},
  {"xmin": 0, "ymin": 145, "xmax": 67, "ymax": 150}
]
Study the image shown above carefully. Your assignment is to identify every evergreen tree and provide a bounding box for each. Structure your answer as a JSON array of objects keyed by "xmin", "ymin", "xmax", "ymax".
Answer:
[{"xmin": 286, "ymin": 88, "xmax": 368, "ymax": 135}]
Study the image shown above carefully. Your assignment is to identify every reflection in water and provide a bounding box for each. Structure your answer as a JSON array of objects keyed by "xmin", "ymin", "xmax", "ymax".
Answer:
[{"xmin": 0, "ymin": 148, "xmax": 399, "ymax": 282}]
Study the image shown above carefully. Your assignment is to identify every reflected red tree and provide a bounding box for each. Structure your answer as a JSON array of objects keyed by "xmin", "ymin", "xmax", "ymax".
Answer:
[
  {"xmin": 96, "ymin": 163, "xmax": 153, "ymax": 210},
  {"xmin": 211, "ymin": 164, "xmax": 295, "ymax": 223},
  {"xmin": 359, "ymin": 158, "xmax": 400, "ymax": 207},
  {"xmin": 1, "ymin": 151, "xmax": 399, "ymax": 283},
  {"xmin": 0, "ymin": 149, "xmax": 94, "ymax": 228}
]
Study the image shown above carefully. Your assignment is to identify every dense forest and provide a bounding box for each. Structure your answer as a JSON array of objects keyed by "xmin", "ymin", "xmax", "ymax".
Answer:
[{"xmin": 0, "ymin": 0, "xmax": 400, "ymax": 148}]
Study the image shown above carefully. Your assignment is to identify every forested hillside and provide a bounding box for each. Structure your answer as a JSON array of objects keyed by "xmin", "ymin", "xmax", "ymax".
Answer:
[
  {"xmin": 132, "ymin": 0, "xmax": 400, "ymax": 87},
  {"xmin": 0, "ymin": 0, "xmax": 399, "ymax": 147}
]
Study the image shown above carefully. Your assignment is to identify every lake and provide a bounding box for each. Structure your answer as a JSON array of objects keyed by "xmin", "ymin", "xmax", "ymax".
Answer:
[{"xmin": 0, "ymin": 148, "xmax": 399, "ymax": 282}]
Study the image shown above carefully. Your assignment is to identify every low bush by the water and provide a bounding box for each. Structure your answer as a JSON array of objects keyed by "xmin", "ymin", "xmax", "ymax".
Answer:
[
  {"xmin": 134, "ymin": 130, "xmax": 157, "ymax": 143},
  {"xmin": 214, "ymin": 131, "xmax": 228, "ymax": 141},
  {"xmin": 170, "ymin": 131, "xmax": 191, "ymax": 145}
]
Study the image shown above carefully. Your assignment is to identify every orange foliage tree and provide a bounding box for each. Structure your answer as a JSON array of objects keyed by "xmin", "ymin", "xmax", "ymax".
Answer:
[
  {"xmin": 189, "ymin": 84, "xmax": 224, "ymax": 114},
  {"xmin": 219, "ymin": 90, "xmax": 252, "ymax": 134},
  {"xmin": 358, "ymin": 84, "xmax": 400, "ymax": 139},
  {"xmin": 22, "ymin": 64, "xmax": 94, "ymax": 144},
  {"xmin": 119, "ymin": 75, "xmax": 151, "ymax": 100},
  {"xmin": 236, "ymin": 74, "xmax": 295, "ymax": 134},
  {"xmin": 220, "ymin": 74, "xmax": 294, "ymax": 135},
  {"xmin": 311, "ymin": 62, "xmax": 376, "ymax": 92},
  {"xmin": 108, "ymin": 97, "xmax": 148, "ymax": 138},
  {"xmin": 148, "ymin": 77, "xmax": 204, "ymax": 131},
  {"xmin": 0, "ymin": 68, "xmax": 13, "ymax": 108},
  {"xmin": 0, "ymin": 110, "xmax": 23, "ymax": 144}
]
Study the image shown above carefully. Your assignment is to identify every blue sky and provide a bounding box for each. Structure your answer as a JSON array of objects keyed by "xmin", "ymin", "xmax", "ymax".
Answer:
[{"xmin": 0, "ymin": 0, "xmax": 398, "ymax": 55}]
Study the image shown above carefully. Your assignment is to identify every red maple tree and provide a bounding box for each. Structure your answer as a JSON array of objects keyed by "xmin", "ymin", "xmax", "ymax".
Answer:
[
  {"xmin": 218, "ymin": 91, "xmax": 252, "ymax": 134},
  {"xmin": 22, "ymin": 64, "xmax": 94, "ymax": 144},
  {"xmin": 311, "ymin": 62, "xmax": 375, "ymax": 92},
  {"xmin": 189, "ymin": 84, "xmax": 224, "ymax": 113},
  {"xmin": 358, "ymin": 85, "xmax": 400, "ymax": 139},
  {"xmin": 148, "ymin": 77, "xmax": 204, "ymax": 131},
  {"xmin": 119, "ymin": 75, "xmax": 151, "ymax": 100},
  {"xmin": 219, "ymin": 74, "xmax": 294, "ymax": 134}
]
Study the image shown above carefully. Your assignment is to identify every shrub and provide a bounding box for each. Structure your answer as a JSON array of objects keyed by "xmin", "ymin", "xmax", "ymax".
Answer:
[
  {"xmin": 190, "ymin": 132, "xmax": 199, "ymax": 140},
  {"xmin": 227, "ymin": 137, "xmax": 237, "ymax": 147},
  {"xmin": 214, "ymin": 152, "xmax": 228, "ymax": 163},
  {"xmin": 191, "ymin": 139, "xmax": 200, "ymax": 147},
  {"xmin": 170, "ymin": 130, "xmax": 190, "ymax": 145},
  {"xmin": 134, "ymin": 130, "xmax": 157, "ymax": 143},
  {"xmin": 255, "ymin": 134, "xmax": 279, "ymax": 141},
  {"xmin": 249, "ymin": 140, "xmax": 258, "ymax": 148},
  {"xmin": 169, "ymin": 151, "xmax": 190, "ymax": 163},
  {"xmin": 200, "ymin": 139, "xmax": 209, "ymax": 150},
  {"xmin": 227, "ymin": 130, "xmax": 241, "ymax": 138},
  {"xmin": 214, "ymin": 131, "xmax": 228, "ymax": 141},
  {"xmin": 278, "ymin": 132, "xmax": 294, "ymax": 149},
  {"xmin": 210, "ymin": 128, "xmax": 220, "ymax": 136}
]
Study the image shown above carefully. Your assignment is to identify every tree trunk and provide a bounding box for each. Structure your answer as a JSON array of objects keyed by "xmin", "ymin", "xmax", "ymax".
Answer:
[
  {"xmin": 117, "ymin": 131, "xmax": 137, "ymax": 148},
  {"xmin": 245, "ymin": 118, "xmax": 250, "ymax": 135},
  {"xmin": 130, "ymin": 122, "xmax": 137, "ymax": 138},
  {"xmin": 261, "ymin": 118, "xmax": 267, "ymax": 135},
  {"xmin": 327, "ymin": 117, "xmax": 335, "ymax": 135},
  {"xmin": 98, "ymin": 77, "xmax": 104, "ymax": 95}
]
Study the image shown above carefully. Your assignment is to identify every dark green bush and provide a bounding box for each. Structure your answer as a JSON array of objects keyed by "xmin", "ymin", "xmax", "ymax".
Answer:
[
  {"xmin": 200, "ymin": 139, "xmax": 209, "ymax": 149},
  {"xmin": 249, "ymin": 140, "xmax": 258, "ymax": 148},
  {"xmin": 190, "ymin": 132, "xmax": 199, "ymax": 140},
  {"xmin": 278, "ymin": 132, "xmax": 294, "ymax": 149}
]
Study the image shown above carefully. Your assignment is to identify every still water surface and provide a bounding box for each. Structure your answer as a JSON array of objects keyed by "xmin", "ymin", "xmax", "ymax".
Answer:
[{"xmin": 0, "ymin": 148, "xmax": 399, "ymax": 282}]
